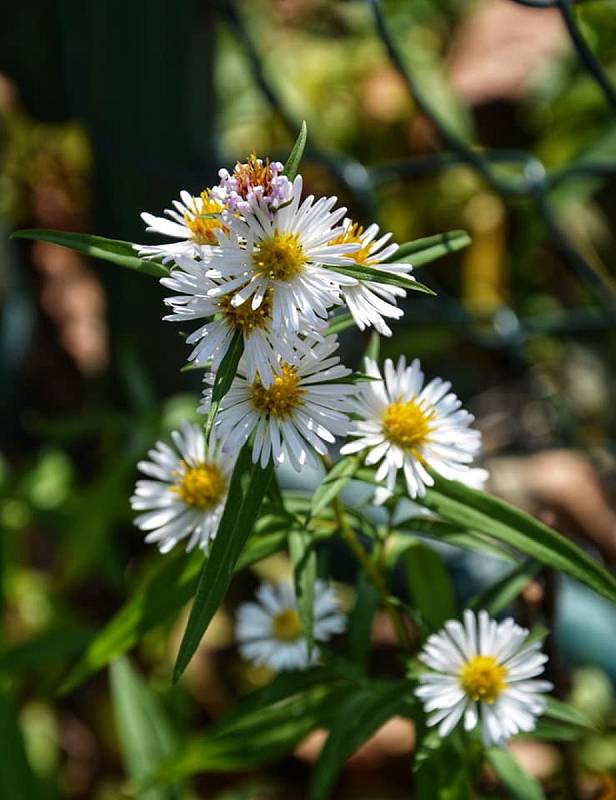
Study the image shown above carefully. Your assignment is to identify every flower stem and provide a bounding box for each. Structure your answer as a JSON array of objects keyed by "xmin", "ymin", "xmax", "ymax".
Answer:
[{"xmin": 332, "ymin": 495, "xmax": 412, "ymax": 652}]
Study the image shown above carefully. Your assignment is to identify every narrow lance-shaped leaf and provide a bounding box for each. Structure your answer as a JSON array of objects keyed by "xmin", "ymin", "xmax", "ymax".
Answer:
[
  {"xmin": 283, "ymin": 120, "xmax": 308, "ymax": 181},
  {"xmin": 421, "ymin": 475, "xmax": 616, "ymax": 606},
  {"xmin": 328, "ymin": 262, "xmax": 435, "ymax": 294},
  {"xmin": 346, "ymin": 571, "xmax": 379, "ymax": 673},
  {"xmin": 401, "ymin": 538, "xmax": 456, "ymax": 631},
  {"xmin": 486, "ymin": 747, "xmax": 545, "ymax": 800},
  {"xmin": 204, "ymin": 330, "xmax": 244, "ymax": 438},
  {"xmin": 173, "ymin": 448, "xmax": 274, "ymax": 681},
  {"xmin": 11, "ymin": 229, "xmax": 168, "ymax": 278},
  {"xmin": 110, "ymin": 658, "xmax": 184, "ymax": 800},
  {"xmin": 310, "ymin": 456, "xmax": 360, "ymax": 519},
  {"xmin": 388, "ymin": 230, "xmax": 471, "ymax": 267},
  {"xmin": 469, "ymin": 560, "xmax": 541, "ymax": 616},
  {"xmin": 323, "ymin": 313, "xmax": 355, "ymax": 337},
  {"xmin": 309, "ymin": 683, "xmax": 415, "ymax": 800}
]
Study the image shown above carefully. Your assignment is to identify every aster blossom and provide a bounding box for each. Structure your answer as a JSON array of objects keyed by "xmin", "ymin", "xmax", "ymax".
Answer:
[
  {"xmin": 130, "ymin": 422, "xmax": 235, "ymax": 553},
  {"xmin": 235, "ymin": 580, "xmax": 346, "ymax": 671},
  {"xmin": 332, "ymin": 219, "xmax": 414, "ymax": 336},
  {"xmin": 205, "ymin": 175, "xmax": 359, "ymax": 335},
  {"xmin": 340, "ymin": 356, "xmax": 484, "ymax": 502},
  {"xmin": 137, "ymin": 189, "xmax": 227, "ymax": 263},
  {"xmin": 415, "ymin": 609, "xmax": 552, "ymax": 747},
  {"xmin": 199, "ymin": 336, "xmax": 355, "ymax": 471},
  {"xmin": 211, "ymin": 153, "xmax": 293, "ymax": 214}
]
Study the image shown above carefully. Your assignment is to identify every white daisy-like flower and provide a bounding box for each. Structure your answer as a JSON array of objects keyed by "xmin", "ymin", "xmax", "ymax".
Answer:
[
  {"xmin": 210, "ymin": 153, "xmax": 293, "ymax": 214},
  {"xmin": 331, "ymin": 219, "xmax": 414, "ymax": 336},
  {"xmin": 415, "ymin": 609, "xmax": 552, "ymax": 747},
  {"xmin": 130, "ymin": 422, "xmax": 235, "ymax": 553},
  {"xmin": 161, "ymin": 255, "xmax": 313, "ymax": 387},
  {"xmin": 340, "ymin": 357, "xmax": 484, "ymax": 502},
  {"xmin": 235, "ymin": 580, "xmax": 346, "ymax": 671},
  {"xmin": 206, "ymin": 175, "xmax": 359, "ymax": 334},
  {"xmin": 137, "ymin": 189, "xmax": 227, "ymax": 263},
  {"xmin": 199, "ymin": 336, "xmax": 355, "ymax": 471}
]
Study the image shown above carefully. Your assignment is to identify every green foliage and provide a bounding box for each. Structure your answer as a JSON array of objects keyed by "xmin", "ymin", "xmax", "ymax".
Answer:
[
  {"xmin": 389, "ymin": 230, "xmax": 472, "ymax": 266},
  {"xmin": 204, "ymin": 330, "xmax": 244, "ymax": 437},
  {"xmin": 289, "ymin": 528, "xmax": 317, "ymax": 653},
  {"xmin": 346, "ymin": 572, "xmax": 379, "ymax": 673},
  {"xmin": 401, "ymin": 538, "xmax": 456, "ymax": 632},
  {"xmin": 469, "ymin": 560, "xmax": 541, "ymax": 616},
  {"xmin": 10, "ymin": 229, "xmax": 168, "ymax": 277},
  {"xmin": 0, "ymin": 693, "xmax": 39, "ymax": 799},
  {"xmin": 486, "ymin": 747, "xmax": 545, "ymax": 800},
  {"xmin": 174, "ymin": 448, "xmax": 274, "ymax": 681},
  {"xmin": 328, "ymin": 261, "xmax": 435, "ymax": 294},
  {"xmin": 283, "ymin": 120, "xmax": 308, "ymax": 180}
]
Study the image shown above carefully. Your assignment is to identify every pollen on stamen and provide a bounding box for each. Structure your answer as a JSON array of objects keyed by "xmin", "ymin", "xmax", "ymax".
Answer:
[
  {"xmin": 172, "ymin": 461, "xmax": 226, "ymax": 510},
  {"xmin": 459, "ymin": 655, "xmax": 508, "ymax": 704},
  {"xmin": 219, "ymin": 289, "xmax": 272, "ymax": 335},
  {"xmin": 330, "ymin": 220, "xmax": 375, "ymax": 265},
  {"xmin": 252, "ymin": 231, "xmax": 306, "ymax": 282},
  {"xmin": 184, "ymin": 190, "xmax": 227, "ymax": 245},
  {"xmin": 250, "ymin": 364, "xmax": 304, "ymax": 419},
  {"xmin": 272, "ymin": 608, "xmax": 302, "ymax": 642},
  {"xmin": 382, "ymin": 398, "xmax": 435, "ymax": 452}
]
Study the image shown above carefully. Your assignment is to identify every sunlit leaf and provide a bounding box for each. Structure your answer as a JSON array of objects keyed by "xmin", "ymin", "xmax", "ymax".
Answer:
[
  {"xmin": 283, "ymin": 120, "xmax": 308, "ymax": 181},
  {"xmin": 328, "ymin": 263, "xmax": 435, "ymax": 294},
  {"xmin": 389, "ymin": 230, "xmax": 471, "ymax": 267},
  {"xmin": 469, "ymin": 560, "xmax": 541, "ymax": 616},
  {"xmin": 11, "ymin": 229, "xmax": 168, "ymax": 278},
  {"xmin": 310, "ymin": 456, "xmax": 360, "ymax": 519},
  {"xmin": 204, "ymin": 329, "xmax": 244, "ymax": 437},
  {"xmin": 486, "ymin": 747, "xmax": 545, "ymax": 800}
]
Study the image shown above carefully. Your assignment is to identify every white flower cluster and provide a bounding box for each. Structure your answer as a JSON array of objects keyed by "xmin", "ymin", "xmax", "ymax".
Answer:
[{"xmin": 131, "ymin": 153, "xmax": 487, "ymax": 553}]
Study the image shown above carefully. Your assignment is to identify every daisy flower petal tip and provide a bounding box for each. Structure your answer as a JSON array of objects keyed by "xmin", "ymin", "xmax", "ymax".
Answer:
[
  {"xmin": 235, "ymin": 579, "xmax": 346, "ymax": 672},
  {"xmin": 415, "ymin": 609, "xmax": 552, "ymax": 748},
  {"xmin": 130, "ymin": 422, "xmax": 235, "ymax": 554},
  {"xmin": 136, "ymin": 189, "xmax": 228, "ymax": 262},
  {"xmin": 198, "ymin": 336, "xmax": 356, "ymax": 472},
  {"xmin": 340, "ymin": 355, "xmax": 486, "ymax": 501},
  {"xmin": 211, "ymin": 177, "xmax": 361, "ymax": 336},
  {"xmin": 332, "ymin": 219, "xmax": 414, "ymax": 336}
]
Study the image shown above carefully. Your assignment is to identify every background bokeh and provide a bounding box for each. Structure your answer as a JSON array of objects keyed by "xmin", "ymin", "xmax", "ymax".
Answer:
[{"xmin": 1, "ymin": 1, "xmax": 616, "ymax": 797}]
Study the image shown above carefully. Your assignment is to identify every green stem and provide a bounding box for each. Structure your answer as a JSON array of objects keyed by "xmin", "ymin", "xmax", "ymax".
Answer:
[{"xmin": 332, "ymin": 495, "xmax": 412, "ymax": 652}]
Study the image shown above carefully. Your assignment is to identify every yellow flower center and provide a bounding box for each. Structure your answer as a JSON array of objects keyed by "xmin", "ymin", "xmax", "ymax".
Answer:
[
  {"xmin": 460, "ymin": 655, "xmax": 508, "ymax": 704},
  {"xmin": 184, "ymin": 190, "xmax": 226, "ymax": 245},
  {"xmin": 250, "ymin": 364, "xmax": 304, "ymax": 419},
  {"xmin": 219, "ymin": 290, "xmax": 272, "ymax": 336},
  {"xmin": 382, "ymin": 399, "xmax": 434, "ymax": 452},
  {"xmin": 234, "ymin": 153, "xmax": 277, "ymax": 199},
  {"xmin": 330, "ymin": 220, "xmax": 374, "ymax": 265},
  {"xmin": 272, "ymin": 608, "xmax": 302, "ymax": 642},
  {"xmin": 172, "ymin": 462, "xmax": 226, "ymax": 511},
  {"xmin": 253, "ymin": 231, "xmax": 306, "ymax": 281}
]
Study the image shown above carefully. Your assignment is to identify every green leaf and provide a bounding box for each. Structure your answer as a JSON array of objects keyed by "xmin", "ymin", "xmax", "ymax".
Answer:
[
  {"xmin": 469, "ymin": 560, "xmax": 541, "ymax": 616},
  {"xmin": 152, "ymin": 683, "xmax": 354, "ymax": 781},
  {"xmin": 0, "ymin": 693, "xmax": 38, "ymax": 799},
  {"xmin": 389, "ymin": 521, "xmax": 518, "ymax": 566},
  {"xmin": 364, "ymin": 331, "xmax": 380, "ymax": 363},
  {"xmin": 328, "ymin": 263, "xmax": 435, "ymax": 294},
  {"xmin": 346, "ymin": 571, "xmax": 379, "ymax": 673},
  {"xmin": 110, "ymin": 658, "xmax": 183, "ymax": 800},
  {"xmin": 11, "ymin": 229, "xmax": 168, "ymax": 278},
  {"xmin": 486, "ymin": 747, "xmax": 545, "ymax": 800},
  {"xmin": 421, "ymin": 476, "xmax": 616, "ymax": 606},
  {"xmin": 173, "ymin": 449, "xmax": 274, "ymax": 681},
  {"xmin": 204, "ymin": 329, "xmax": 244, "ymax": 437},
  {"xmin": 323, "ymin": 313, "xmax": 355, "ymax": 337},
  {"xmin": 543, "ymin": 698, "xmax": 594, "ymax": 731},
  {"xmin": 289, "ymin": 528, "xmax": 317, "ymax": 654},
  {"xmin": 311, "ymin": 456, "xmax": 360, "ymax": 519},
  {"xmin": 0, "ymin": 625, "xmax": 93, "ymax": 675},
  {"xmin": 60, "ymin": 523, "xmax": 297, "ymax": 694},
  {"xmin": 283, "ymin": 120, "xmax": 308, "ymax": 181},
  {"xmin": 402, "ymin": 539, "xmax": 456, "ymax": 631},
  {"xmin": 309, "ymin": 683, "xmax": 413, "ymax": 800},
  {"xmin": 389, "ymin": 231, "xmax": 471, "ymax": 267}
]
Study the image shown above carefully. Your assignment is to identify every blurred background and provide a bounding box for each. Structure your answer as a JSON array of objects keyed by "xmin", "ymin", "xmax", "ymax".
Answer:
[{"xmin": 1, "ymin": 0, "xmax": 616, "ymax": 797}]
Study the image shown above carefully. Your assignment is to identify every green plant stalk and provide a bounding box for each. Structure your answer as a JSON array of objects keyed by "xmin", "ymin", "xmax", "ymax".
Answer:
[{"xmin": 332, "ymin": 496, "xmax": 412, "ymax": 652}]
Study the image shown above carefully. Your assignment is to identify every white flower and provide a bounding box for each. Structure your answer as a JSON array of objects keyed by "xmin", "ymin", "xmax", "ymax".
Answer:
[
  {"xmin": 211, "ymin": 154, "xmax": 293, "ymax": 214},
  {"xmin": 199, "ymin": 336, "xmax": 355, "ymax": 471},
  {"xmin": 161, "ymin": 255, "xmax": 303, "ymax": 387},
  {"xmin": 415, "ymin": 609, "xmax": 552, "ymax": 747},
  {"xmin": 206, "ymin": 175, "xmax": 359, "ymax": 335},
  {"xmin": 340, "ymin": 357, "xmax": 484, "ymax": 501},
  {"xmin": 137, "ymin": 190, "xmax": 227, "ymax": 263},
  {"xmin": 331, "ymin": 219, "xmax": 413, "ymax": 336},
  {"xmin": 130, "ymin": 422, "xmax": 235, "ymax": 553},
  {"xmin": 235, "ymin": 580, "xmax": 346, "ymax": 671}
]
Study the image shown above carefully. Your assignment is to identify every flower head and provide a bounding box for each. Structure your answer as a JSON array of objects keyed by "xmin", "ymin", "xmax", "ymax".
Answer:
[
  {"xmin": 206, "ymin": 175, "xmax": 359, "ymax": 335},
  {"xmin": 199, "ymin": 336, "xmax": 355, "ymax": 471},
  {"xmin": 137, "ymin": 190, "xmax": 227, "ymax": 263},
  {"xmin": 211, "ymin": 153, "xmax": 293, "ymax": 213},
  {"xmin": 332, "ymin": 219, "xmax": 414, "ymax": 336},
  {"xmin": 340, "ymin": 357, "xmax": 484, "ymax": 501},
  {"xmin": 130, "ymin": 423, "xmax": 234, "ymax": 553},
  {"xmin": 415, "ymin": 609, "xmax": 552, "ymax": 747},
  {"xmin": 235, "ymin": 580, "xmax": 346, "ymax": 671}
]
